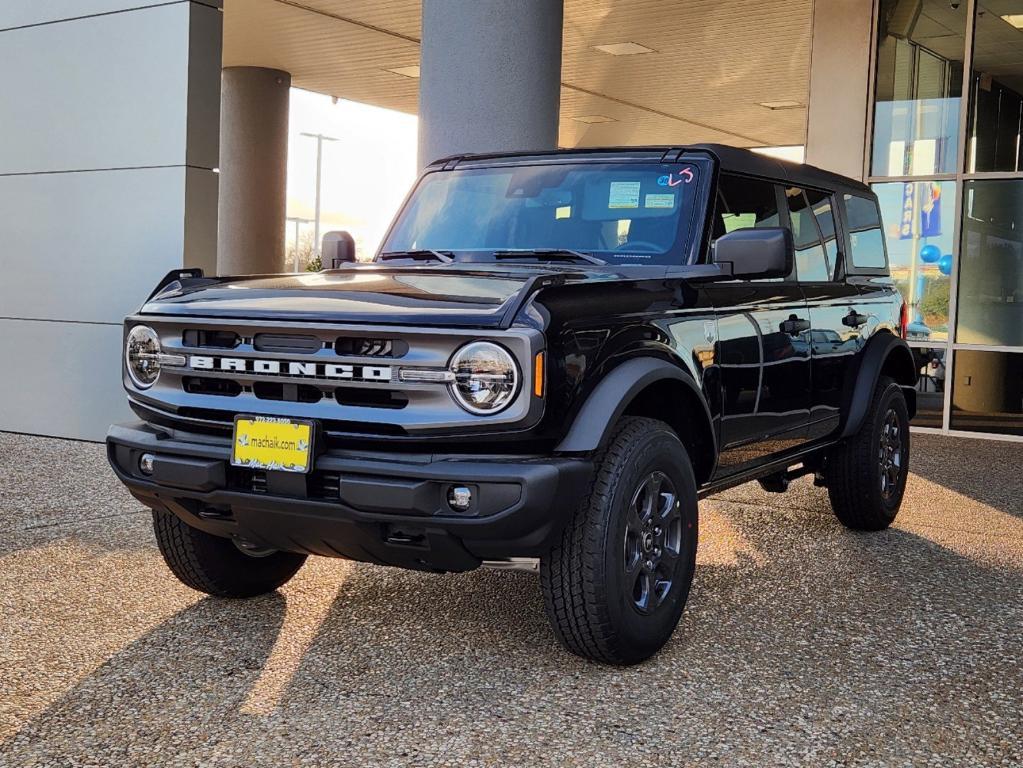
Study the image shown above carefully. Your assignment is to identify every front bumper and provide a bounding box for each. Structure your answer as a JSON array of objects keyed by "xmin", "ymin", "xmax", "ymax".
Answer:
[{"xmin": 107, "ymin": 421, "xmax": 591, "ymax": 572}]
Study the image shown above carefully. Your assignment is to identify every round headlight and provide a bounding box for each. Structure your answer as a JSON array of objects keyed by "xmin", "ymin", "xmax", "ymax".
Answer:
[
  {"xmin": 125, "ymin": 325, "xmax": 162, "ymax": 389},
  {"xmin": 448, "ymin": 342, "xmax": 519, "ymax": 414}
]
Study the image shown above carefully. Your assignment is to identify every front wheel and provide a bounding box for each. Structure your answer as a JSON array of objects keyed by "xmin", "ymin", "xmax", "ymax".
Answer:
[
  {"xmin": 152, "ymin": 510, "xmax": 307, "ymax": 597},
  {"xmin": 825, "ymin": 376, "xmax": 911, "ymax": 531},
  {"xmin": 540, "ymin": 417, "xmax": 698, "ymax": 665}
]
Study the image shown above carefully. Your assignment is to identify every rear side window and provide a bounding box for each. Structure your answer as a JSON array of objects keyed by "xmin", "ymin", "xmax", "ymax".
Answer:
[
  {"xmin": 844, "ymin": 193, "xmax": 887, "ymax": 270},
  {"xmin": 784, "ymin": 186, "xmax": 831, "ymax": 282},
  {"xmin": 806, "ymin": 189, "xmax": 838, "ymax": 268}
]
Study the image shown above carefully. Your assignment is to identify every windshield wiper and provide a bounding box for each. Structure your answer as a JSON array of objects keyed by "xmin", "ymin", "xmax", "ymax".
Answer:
[
  {"xmin": 378, "ymin": 249, "xmax": 455, "ymax": 263},
  {"xmin": 492, "ymin": 249, "xmax": 608, "ymax": 266}
]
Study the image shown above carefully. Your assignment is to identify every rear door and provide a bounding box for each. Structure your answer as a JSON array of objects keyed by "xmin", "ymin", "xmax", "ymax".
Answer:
[
  {"xmin": 705, "ymin": 174, "xmax": 812, "ymax": 477},
  {"xmin": 783, "ymin": 186, "xmax": 867, "ymax": 440}
]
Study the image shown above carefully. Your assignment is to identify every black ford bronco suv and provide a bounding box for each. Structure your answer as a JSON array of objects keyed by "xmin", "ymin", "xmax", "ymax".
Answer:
[{"xmin": 107, "ymin": 145, "xmax": 916, "ymax": 665}]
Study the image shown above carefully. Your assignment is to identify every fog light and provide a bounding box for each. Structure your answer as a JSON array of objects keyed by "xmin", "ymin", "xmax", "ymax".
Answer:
[
  {"xmin": 139, "ymin": 453, "xmax": 156, "ymax": 475},
  {"xmin": 447, "ymin": 485, "xmax": 472, "ymax": 512}
]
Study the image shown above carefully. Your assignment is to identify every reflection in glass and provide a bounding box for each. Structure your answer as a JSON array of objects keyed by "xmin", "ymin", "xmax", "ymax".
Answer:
[
  {"xmin": 874, "ymin": 181, "xmax": 956, "ymax": 340},
  {"xmin": 957, "ymin": 180, "xmax": 1023, "ymax": 346},
  {"xmin": 966, "ymin": 4, "xmax": 1023, "ymax": 172},
  {"xmin": 951, "ymin": 350, "xmax": 1023, "ymax": 436},
  {"xmin": 910, "ymin": 345, "xmax": 945, "ymax": 428},
  {"xmin": 872, "ymin": 0, "xmax": 967, "ymax": 176}
]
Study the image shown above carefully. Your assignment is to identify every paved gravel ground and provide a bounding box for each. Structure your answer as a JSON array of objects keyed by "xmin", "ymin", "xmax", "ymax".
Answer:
[{"xmin": 1, "ymin": 430, "xmax": 1021, "ymax": 767}]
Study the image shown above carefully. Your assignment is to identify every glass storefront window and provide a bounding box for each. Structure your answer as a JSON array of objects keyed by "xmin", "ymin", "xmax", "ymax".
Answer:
[
  {"xmin": 910, "ymin": 345, "xmax": 946, "ymax": 428},
  {"xmin": 872, "ymin": 0, "xmax": 968, "ymax": 176},
  {"xmin": 958, "ymin": 180, "xmax": 1023, "ymax": 346},
  {"xmin": 966, "ymin": 3, "xmax": 1023, "ymax": 172},
  {"xmin": 950, "ymin": 350, "xmax": 1023, "ymax": 435},
  {"xmin": 874, "ymin": 180, "xmax": 956, "ymax": 340}
]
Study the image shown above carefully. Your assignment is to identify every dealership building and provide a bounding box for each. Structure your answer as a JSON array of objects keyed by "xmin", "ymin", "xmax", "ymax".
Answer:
[{"xmin": 1, "ymin": 0, "xmax": 1021, "ymax": 442}]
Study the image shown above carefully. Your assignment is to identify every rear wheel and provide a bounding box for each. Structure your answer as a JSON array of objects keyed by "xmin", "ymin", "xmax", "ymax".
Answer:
[
  {"xmin": 540, "ymin": 417, "xmax": 698, "ymax": 665},
  {"xmin": 825, "ymin": 376, "xmax": 910, "ymax": 531},
  {"xmin": 152, "ymin": 510, "xmax": 307, "ymax": 597}
]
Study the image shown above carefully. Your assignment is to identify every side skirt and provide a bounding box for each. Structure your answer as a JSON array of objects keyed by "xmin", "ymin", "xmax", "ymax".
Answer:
[{"xmin": 696, "ymin": 439, "xmax": 837, "ymax": 499}]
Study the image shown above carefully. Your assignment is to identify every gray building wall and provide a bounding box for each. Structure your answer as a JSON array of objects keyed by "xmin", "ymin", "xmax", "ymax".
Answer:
[{"xmin": 0, "ymin": 0, "xmax": 222, "ymax": 440}]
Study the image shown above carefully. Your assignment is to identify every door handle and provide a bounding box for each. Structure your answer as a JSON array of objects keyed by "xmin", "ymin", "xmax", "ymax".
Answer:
[
  {"xmin": 842, "ymin": 310, "xmax": 868, "ymax": 328},
  {"xmin": 780, "ymin": 316, "xmax": 810, "ymax": 336}
]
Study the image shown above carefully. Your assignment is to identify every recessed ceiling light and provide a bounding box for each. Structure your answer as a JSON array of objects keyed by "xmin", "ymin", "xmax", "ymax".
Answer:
[
  {"xmin": 758, "ymin": 100, "xmax": 804, "ymax": 110},
  {"xmin": 593, "ymin": 42, "xmax": 655, "ymax": 56},
  {"xmin": 385, "ymin": 65, "xmax": 420, "ymax": 78},
  {"xmin": 571, "ymin": 115, "xmax": 617, "ymax": 124},
  {"xmin": 1001, "ymin": 14, "xmax": 1023, "ymax": 28}
]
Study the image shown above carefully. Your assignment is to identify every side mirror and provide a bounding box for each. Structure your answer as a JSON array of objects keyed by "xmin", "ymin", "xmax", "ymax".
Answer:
[
  {"xmin": 712, "ymin": 227, "xmax": 792, "ymax": 280},
  {"xmin": 322, "ymin": 230, "xmax": 356, "ymax": 268}
]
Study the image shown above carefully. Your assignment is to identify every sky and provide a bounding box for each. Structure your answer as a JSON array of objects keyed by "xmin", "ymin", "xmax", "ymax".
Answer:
[{"xmin": 285, "ymin": 88, "xmax": 419, "ymax": 265}]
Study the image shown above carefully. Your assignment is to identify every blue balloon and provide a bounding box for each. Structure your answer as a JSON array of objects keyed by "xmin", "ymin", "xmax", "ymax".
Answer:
[
  {"xmin": 938, "ymin": 253, "xmax": 953, "ymax": 276},
  {"xmin": 920, "ymin": 244, "xmax": 941, "ymax": 263}
]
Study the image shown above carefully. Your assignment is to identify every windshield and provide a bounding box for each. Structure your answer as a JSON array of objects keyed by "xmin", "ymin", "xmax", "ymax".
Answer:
[{"xmin": 381, "ymin": 162, "xmax": 702, "ymax": 266}]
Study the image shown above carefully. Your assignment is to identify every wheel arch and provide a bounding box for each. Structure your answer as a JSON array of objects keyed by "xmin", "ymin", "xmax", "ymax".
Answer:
[
  {"xmin": 840, "ymin": 331, "xmax": 917, "ymax": 439},
  {"xmin": 555, "ymin": 357, "xmax": 717, "ymax": 485}
]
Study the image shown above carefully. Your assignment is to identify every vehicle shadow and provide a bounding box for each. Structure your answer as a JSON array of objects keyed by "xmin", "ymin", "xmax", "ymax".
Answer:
[{"xmin": 6, "ymin": 492, "xmax": 1020, "ymax": 766}]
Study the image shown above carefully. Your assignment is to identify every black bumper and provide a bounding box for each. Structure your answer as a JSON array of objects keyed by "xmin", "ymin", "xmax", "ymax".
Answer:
[{"xmin": 107, "ymin": 421, "xmax": 591, "ymax": 573}]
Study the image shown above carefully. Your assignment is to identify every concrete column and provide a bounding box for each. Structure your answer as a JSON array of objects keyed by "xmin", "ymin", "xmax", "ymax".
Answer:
[
  {"xmin": 805, "ymin": 0, "xmax": 875, "ymax": 180},
  {"xmin": 217, "ymin": 67, "xmax": 291, "ymax": 275},
  {"xmin": 418, "ymin": 0, "xmax": 563, "ymax": 168},
  {"xmin": 0, "ymin": 0, "xmax": 222, "ymax": 440}
]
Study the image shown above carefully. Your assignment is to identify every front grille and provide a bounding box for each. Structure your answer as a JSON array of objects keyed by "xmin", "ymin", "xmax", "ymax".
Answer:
[
  {"xmin": 254, "ymin": 333, "xmax": 321, "ymax": 354},
  {"xmin": 182, "ymin": 329, "xmax": 239, "ymax": 349},
  {"xmin": 253, "ymin": 381, "xmax": 323, "ymax": 403},
  {"xmin": 334, "ymin": 388, "xmax": 408, "ymax": 409},
  {"xmin": 335, "ymin": 337, "xmax": 407, "ymax": 358},
  {"xmin": 182, "ymin": 376, "xmax": 241, "ymax": 397},
  {"xmin": 133, "ymin": 317, "xmax": 539, "ymax": 438}
]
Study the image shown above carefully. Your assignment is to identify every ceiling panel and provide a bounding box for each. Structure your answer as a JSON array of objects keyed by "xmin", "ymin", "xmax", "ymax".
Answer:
[{"xmin": 223, "ymin": 0, "xmax": 812, "ymax": 148}]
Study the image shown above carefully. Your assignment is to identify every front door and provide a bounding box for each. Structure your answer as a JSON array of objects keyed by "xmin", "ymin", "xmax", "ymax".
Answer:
[{"xmin": 706, "ymin": 175, "xmax": 812, "ymax": 477}]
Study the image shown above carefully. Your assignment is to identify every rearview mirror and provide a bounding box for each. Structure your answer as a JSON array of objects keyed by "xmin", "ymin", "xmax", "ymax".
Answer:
[
  {"xmin": 322, "ymin": 231, "xmax": 356, "ymax": 268},
  {"xmin": 712, "ymin": 227, "xmax": 792, "ymax": 280}
]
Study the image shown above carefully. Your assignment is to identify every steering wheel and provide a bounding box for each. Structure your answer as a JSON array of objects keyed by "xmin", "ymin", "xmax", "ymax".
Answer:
[{"xmin": 613, "ymin": 240, "xmax": 661, "ymax": 254}]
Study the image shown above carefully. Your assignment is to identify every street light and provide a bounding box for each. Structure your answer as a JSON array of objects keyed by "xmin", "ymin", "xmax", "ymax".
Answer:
[{"xmin": 299, "ymin": 132, "xmax": 338, "ymax": 258}]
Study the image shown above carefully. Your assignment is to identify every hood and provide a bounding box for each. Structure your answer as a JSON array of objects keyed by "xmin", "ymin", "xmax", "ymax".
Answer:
[{"xmin": 139, "ymin": 264, "xmax": 615, "ymax": 328}]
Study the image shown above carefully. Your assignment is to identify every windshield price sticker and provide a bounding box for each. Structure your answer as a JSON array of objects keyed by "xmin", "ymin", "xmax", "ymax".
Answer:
[
  {"xmin": 645, "ymin": 193, "xmax": 676, "ymax": 209},
  {"xmin": 608, "ymin": 181, "xmax": 641, "ymax": 209}
]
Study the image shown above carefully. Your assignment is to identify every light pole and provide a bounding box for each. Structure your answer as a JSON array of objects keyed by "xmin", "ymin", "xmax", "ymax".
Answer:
[
  {"xmin": 299, "ymin": 132, "xmax": 338, "ymax": 258},
  {"xmin": 286, "ymin": 216, "xmax": 314, "ymax": 271}
]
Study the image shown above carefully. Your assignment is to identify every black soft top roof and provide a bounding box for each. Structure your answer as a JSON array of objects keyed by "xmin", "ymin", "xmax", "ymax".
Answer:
[{"xmin": 430, "ymin": 143, "xmax": 872, "ymax": 197}]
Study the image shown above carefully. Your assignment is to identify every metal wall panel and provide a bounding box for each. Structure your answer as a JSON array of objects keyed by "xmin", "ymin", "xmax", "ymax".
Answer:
[
  {"xmin": 0, "ymin": 319, "xmax": 132, "ymax": 439},
  {"xmin": 0, "ymin": 167, "xmax": 216, "ymax": 325}
]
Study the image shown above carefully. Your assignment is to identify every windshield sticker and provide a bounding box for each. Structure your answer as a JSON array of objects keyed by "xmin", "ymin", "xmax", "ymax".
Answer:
[
  {"xmin": 644, "ymin": 193, "xmax": 676, "ymax": 209},
  {"xmin": 608, "ymin": 181, "xmax": 641, "ymax": 209},
  {"xmin": 657, "ymin": 168, "xmax": 695, "ymax": 187}
]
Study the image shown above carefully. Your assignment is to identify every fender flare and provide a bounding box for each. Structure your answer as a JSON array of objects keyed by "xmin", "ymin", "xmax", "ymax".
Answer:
[
  {"xmin": 840, "ymin": 332, "xmax": 917, "ymax": 438},
  {"xmin": 555, "ymin": 357, "xmax": 716, "ymax": 454}
]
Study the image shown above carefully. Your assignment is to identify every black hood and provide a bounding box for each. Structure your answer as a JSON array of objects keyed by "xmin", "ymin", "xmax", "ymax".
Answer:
[{"xmin": 138, "ymin": 264, "xmax": 620, "ymax": 328}]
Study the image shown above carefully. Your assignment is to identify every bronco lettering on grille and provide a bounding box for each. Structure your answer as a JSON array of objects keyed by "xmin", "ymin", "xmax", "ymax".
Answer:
[{"xmin": 185, "ymin": 355, "xmax": 392, "ymax": 382}]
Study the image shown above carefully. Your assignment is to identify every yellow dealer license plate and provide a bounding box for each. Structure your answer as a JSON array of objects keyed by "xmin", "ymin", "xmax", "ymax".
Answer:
[{"xmin": 231, "ymin": 416, "xmax": 314, "ymax": 473}]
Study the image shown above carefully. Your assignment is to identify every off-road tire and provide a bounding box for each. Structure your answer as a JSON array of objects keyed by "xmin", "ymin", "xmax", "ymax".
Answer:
[
  {"xmin": 152, "ymin": 510, "xmax": 307, "ymax": 597},
  {"xmin": 540, "ymin": 417, "xmax": 699, "ymax": 665},
  {"xmin": 825, "ymin": 375, "xmax": 910, "ymax": 531}
]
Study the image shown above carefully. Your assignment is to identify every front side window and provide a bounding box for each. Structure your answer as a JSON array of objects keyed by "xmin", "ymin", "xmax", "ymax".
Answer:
[
  {"xmin": 712, "ymin": 175, "xmax": 781, "ymax": 237},
  {"xmin": 382, "ymin": 163, "xmax": 702, "ymax": 266}
]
